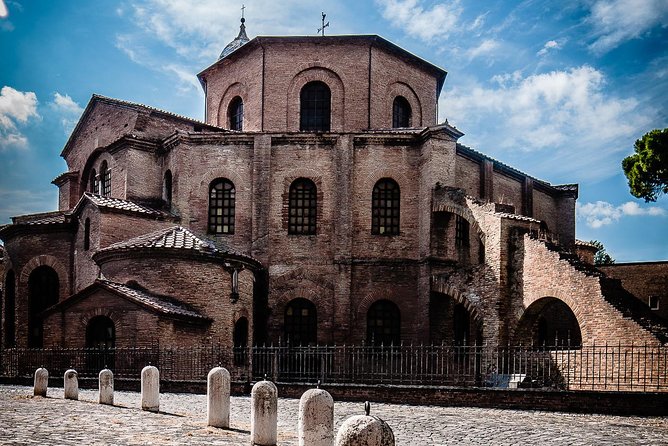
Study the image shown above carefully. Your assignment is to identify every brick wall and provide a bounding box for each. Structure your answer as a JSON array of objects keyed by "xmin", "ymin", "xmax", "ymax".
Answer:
[{"xmin": 600, "ymin": 262, "xmax": 668, "ymax": 321}]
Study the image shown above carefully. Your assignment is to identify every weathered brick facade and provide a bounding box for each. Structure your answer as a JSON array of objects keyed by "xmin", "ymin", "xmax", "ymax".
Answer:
[{"xmin": 1, "ymin": 28, "xmax": 666, "ymax": 355}]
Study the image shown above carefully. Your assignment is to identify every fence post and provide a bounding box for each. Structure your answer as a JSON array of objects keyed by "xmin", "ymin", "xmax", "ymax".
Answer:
[
  {"xmin": 64, "ymin": 369, "xmax": 78, "ymax": 400},
  {"xmin": 141, "ymin": 365, "xmax": 160, "ymax": 412},
  {"xmin": 207, "ymin": 367, "xmax": 230, "ymax": 428},
  {"xmin": 299, "ymin": 386, "xmax": 334, "ymax": 446},
  {"xmin": 34, "ymin": 367, "xmax": 48, "ymax": 397},
  {"xmin": 99, "ymin": 368, "xmax": 114, "ymax": 405},
  {"xmin": 251, "ymin": 378, "xmax": 278, "ymax": 446}
]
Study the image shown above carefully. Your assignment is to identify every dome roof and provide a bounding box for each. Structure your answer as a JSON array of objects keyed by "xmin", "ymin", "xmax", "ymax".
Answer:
[{"xmin": 219, "ymin": 18, "xmax": 249, "ymax": 59}]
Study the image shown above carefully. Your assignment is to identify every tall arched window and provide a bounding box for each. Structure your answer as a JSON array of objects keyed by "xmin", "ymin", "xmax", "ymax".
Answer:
[
  {"xmin": 392, "ymin": 96, "xmax": 412, "ymax": 128},
  {"xmin": 367, "ymin": 300, "xmax": 401, "ymax": 346},
  {"xmin": 164, "ymin": 170, "xmax": 173, "ymax": 206},
  {"xmin": 99, "ymin": 161, "xmax": 111, "ymax": 197},
  {"xmin": 372, "ymin": 178, "xmax": 400, "ymax": 235},
  {"xmin": 28, "ymin": 266, "xmax": 59, "ymax": 347},
  {"xmin": 300, "ymin": 81, "xmax": 331, "ymax": 132},
  {"xmin": 288, "ymin": 178, "xmax": 317, "ymax": 235},
  {"xmin": 228, "ymin": 96, "xmax": 244, "ymax": 131},
  {"xmin": 90, "ymin": 169, "xmax": 99, "ymax": 194},
  {"xmin": 84, "ymin": 218, "xmax": 91, "ymax": 251},
  {"xmin": 4, "ymin": 270, "xmax": 16, "ymax": 347},
  {"xmin": 208, "ymin": 178, "xmax": 235, "ymax": 234},
  {"xmin": 233, "ymin": 317, "xmax": 249, "ymax": 365},
  {"xmin": 284, "ymin": 298, "xmax": 317, "ymax": 346}
]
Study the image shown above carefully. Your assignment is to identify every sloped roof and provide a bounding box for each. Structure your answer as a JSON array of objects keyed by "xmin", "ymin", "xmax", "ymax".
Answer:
[
  {"xmin": 96, "ymin": 225, "xmax": 260, "ymax": 266},
  {"xmin": 43, "ymin": 279, "xmax": 210, "ymax": 323},
  {"xmin": 71, "ymin": 192, "xmax": 171, "ymax": 219},
  {"xmin": 11, "ymin": 211, "xmax": 69, "ymax": 226}
]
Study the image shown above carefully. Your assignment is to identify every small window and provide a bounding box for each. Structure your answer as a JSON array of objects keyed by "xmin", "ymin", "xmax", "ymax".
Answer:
[
  {"xmin": 367, "ymin": 300, "xmax": 401, "ymax": 346},
  {"xmin": 649, "ymin": 296, "xmax": 660, "ymax": 310},
  {"xmin": 90, "ymin": 169, "xmax": 99, "ymax": 194},
  {"xmin": 84, "ymin": 218, "xmax": 91, "ymax": 251},
  {"xmin": 372, "ymin": 178, "xmax": 400, "ymax": 235},
  {"xmin": 392, "ymin": 96, "xmax": 412, "ymax": 128},
  {"xmin": 284, "ymin": 298, "xmax": 317, "ymax": 346},
  {"xmin": 164, "ymin": 170, "xmax": 173, "ymax": 206},
  {"xmin": 228, "ymin": 96, "xmax": 243, "ymax": 131},
  {"xmin": 100, "ymin": 161, "xmax": 111, "ymax": 197},
  {"xmin": 300, "ymin": 81, "xmax": 331, "ymax": 132},
  {"xmin": 208, "ymin": 178, "xmax": 235, "ymax": 234},
  {"xmin": 455, "ymin": 215, "xmax": 470, "ymax": 248},
  {"xmin": 288, "ymin": 178, "xmax": 317, "ymax": 235}
]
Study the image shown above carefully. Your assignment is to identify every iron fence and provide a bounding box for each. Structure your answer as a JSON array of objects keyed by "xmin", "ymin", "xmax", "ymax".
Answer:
[{"xmin": 1, "ymin": 343, "xmax": 666, "ymax": 391}]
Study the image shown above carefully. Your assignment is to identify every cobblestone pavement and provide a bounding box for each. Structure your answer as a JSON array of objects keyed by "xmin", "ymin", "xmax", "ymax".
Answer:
[{"xmin": 1, "ymin": 385, "xmax": 667, "ymax": 445}]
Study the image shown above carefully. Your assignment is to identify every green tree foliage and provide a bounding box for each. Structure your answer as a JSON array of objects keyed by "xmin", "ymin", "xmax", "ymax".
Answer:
[
  {"xmin": 590, "ymin": 240, "xmax": 615, "ymax": 265},
  {"xmin": 622, "ymin": 128, "xmax": 668, "ymax": 202}
]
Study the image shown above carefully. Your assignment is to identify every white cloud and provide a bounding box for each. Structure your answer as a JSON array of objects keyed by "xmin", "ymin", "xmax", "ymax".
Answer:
[
  {"xmin": 466, "ymin": 39, "xmax": 500, "ymax": 60},
  {"xmin": 577, "ymin": 200, "xmax": 666, "ymax": 228},
  {"xmin": 0, "ymin": 86, "xmax": 39, "ymax": 150},
  {"xmin": 587, "ymin": 0, "xmax": 668, "ymax": 54},
  {"xmin": 537, "ymin": 40, "xmax": 560, "ymax": 56},
  {"xmin": 51, "ymin": 92, "xmax": 84, "ymax": 134},
  {"xmin": 441, "ymin": 66, "xmax": 654, "ymax": 179},
  {"xmin": 376, "ymin": 0, "xmax": 462, "ymax": 42}
]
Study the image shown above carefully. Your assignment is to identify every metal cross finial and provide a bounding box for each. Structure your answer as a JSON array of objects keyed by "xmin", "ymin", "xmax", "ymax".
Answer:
[
  {"xmin": 318, "ymin": 11, "xmax": 329, "ymax": 36},
  {"xmin": 241, "ymin": 4, "xmax": 245, "ymax": 19}
]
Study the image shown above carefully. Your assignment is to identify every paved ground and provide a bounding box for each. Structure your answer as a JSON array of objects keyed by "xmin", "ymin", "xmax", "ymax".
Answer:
[{"xmin": 1, "ymin": 385, "xmax": 667, "ymax": 445}]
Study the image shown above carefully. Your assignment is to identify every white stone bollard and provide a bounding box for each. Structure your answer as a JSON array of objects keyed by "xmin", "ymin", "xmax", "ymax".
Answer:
[
  {"xmin": 207, "ymin": 367, "xmax": 231, "ymax": 428},
  {"xmin": 99, "ymin": 368, "xmax": 114, "ymax": 405},
  {"xmin": 251, "ymin": 379, "xmax": 278, "ymax": 446},
  {"xmin": 34, "ymin": 367, "xmax": 48, "ymax": 397},
  {"xmin": 299, "ymin": 387, "xmax": 334, "ymax": 446},
  {"xmin": 335, "ymin": 402, "xmax": 395, "ymax": 446},
  {"xmin": 64, "ymin": 369, "xmax": 79, "ymax": 400},
  {"xmin": 141, "ymin": 365, "xmax": 160, "ymax": 412}
]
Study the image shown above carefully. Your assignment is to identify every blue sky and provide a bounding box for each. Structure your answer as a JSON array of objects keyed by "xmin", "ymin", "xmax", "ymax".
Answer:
[{"xmin": 0, "ymin": 0, "xmax": 666, "ymax": 261}]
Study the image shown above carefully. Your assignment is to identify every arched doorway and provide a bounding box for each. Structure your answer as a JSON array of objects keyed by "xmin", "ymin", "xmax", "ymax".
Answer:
[
  {"xmin": 516, "ymin": 297, "xmax": 582, "ymax": 347},
  {"xmin": 429, "ymin": 292, "xmax": 482, "ymax": 346},
  {"xmin": 284, "ymin": 298, "xmax": 317, "ymax": 346},
  {"xmin": 86, "ymin": 316, "xmax": 115, "ymax": 373},
  {"xmin": 233, "ymin": 317, "xmax": 249, "ymax": 366},
  {"xmin": 28, "ymin": 266, "xmax": 59, "ymax": 347},
  {"xmin": 367, "ymin": 300, "xmax": 401, "ymax": 346}
]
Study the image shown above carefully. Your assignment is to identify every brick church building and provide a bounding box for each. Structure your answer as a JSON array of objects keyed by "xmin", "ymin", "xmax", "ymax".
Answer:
[{"xmin": 1, "ymin": 19, "xmax": 666, "ymax": 353}]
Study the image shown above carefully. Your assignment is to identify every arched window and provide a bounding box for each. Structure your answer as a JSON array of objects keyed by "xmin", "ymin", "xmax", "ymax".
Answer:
[
  {"xmin": 288, "ymin": 178, "xmax": 317, "ymax": 235},
  {"xmin": 367, "ymin": 300, "xmax": 401, "ymax": 346},
  {"xmin": 208, "ymin": 179, "xmax": 236, "ymax": 234},
  {"xmin": 233, "ymin": 317, "xmax": 249, "ymax": 365},
  {"xmin": 99, "ymin": 161, "xmax": 111, "ymax": 197},
  {"xmin": 228, "ymin": 96, "xmax": 244, "ymax": 131},
  {"xmin": 284, "ymin": 298, "xmax": 317, "ymax": 346},
  {"xmin": 4, "ymin": 270, "xmax": 16, "ymax": 347},
  {"xmin": 164, "ymin": 170, "xmax": 173, "ymax": 206},
  {"xmin": 28, "ymin": 266, "xmax": 59, "ymax": 347},
  {"xmin": 86, "ymin": 316, "xmax": 115, "ymax": 349},
  {"xmin": 392, "ymin": 96, "xmax": 412, "ymax": 128},
  {"xmin": 372, "ymin": 178, "xmax": 400, "ymax": 235},
  {"xmin": 90, "ymin": 169, "xmax": 99, "ymax": 194},
  {"xmin": 300, "ymin": 81, "xmax": 331, "ymax": 132},
  {"xmin": 84, "ymin": 218, "xmax": 91, "ymax": 251}
]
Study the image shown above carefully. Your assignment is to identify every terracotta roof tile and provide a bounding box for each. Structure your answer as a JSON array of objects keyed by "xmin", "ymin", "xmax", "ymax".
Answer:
[
  {"xmin": 84, "ymin": 193, "xmax": 165, "ymax": 216},
  {"xmin": 12, "ymin": 212, "xmax": 69, "ymax": 226},
  {"xmin": 99, "ymin": 279, "xmax": 208, "ymax": 321}
]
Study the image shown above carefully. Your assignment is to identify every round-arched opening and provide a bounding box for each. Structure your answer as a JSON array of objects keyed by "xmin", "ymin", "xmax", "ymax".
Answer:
[
  {"xmin": 516, "ymin": 297, "xmax": 582, "ymax": 347},
  {"xmin": 300, "ymin": 81, "xmax": 331, "ymax": 132},
  {"xmin": 233, "ymin": 316, "xmax": 249, "ymax": 365},
  {"xmin": 284, "ymin": 298, "xmax": 317, "ymax": 346},
  {"xmin": 28, "ymin": 266, "xmax": 59, "ymax": 347},
  {"xmin": 228, "ymin": 96, "xmax": 244, "ymax": 131},
  {"xmin": 392, "ymin": 96, "xmax": 412, "ymax": 128},
  {"xmin": 367, "ymin": 299, "xmax": 401, "ymax": 346},
  {"xmin": 163, "ymin": 170, "xmax": 173, "ymax": 206},
  {"xmin": 86, "ymin": 315, "xmax": 115, "ymax": 349}
]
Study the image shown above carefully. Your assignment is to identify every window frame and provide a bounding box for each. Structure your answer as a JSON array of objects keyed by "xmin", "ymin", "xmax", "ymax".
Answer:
[
  {"xmin": 392, "ymin": 96, "xmax": 412, "ymax": 128},
  {"xmin": 228, "ymin": 96, "xmax": 244, "ymax": 131},
  {"xmin": 208, "ymin": 178, "xmax": 236, "ymax": 235},
  {"xmin": 371, "ymin": 178, "xmax": 401, "ymax": 236},
  {"xmin": 288, "ymin": 178, "xmax": 317, "ymax": 235},
  {"xmin": 300, "ymin": 81, "xmax": 331, "ymax": 132}
]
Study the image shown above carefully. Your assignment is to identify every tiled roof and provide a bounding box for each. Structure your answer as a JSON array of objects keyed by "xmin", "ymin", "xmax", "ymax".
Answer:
[
  {"xmin": 83, "ymin": 193, "xmax": 165, "ymax": 216},
  {"xmin": 12, "ymin": 212, "xmax": 69, "ymax": 226},
  {"xmin": 575, "ymin": 239, "xmax": 598, "ymax": 249},
  {"xmin": 98, "ymin": 225, "xmax": 259, "ymax": 264},
  {"xmin": 494, "ymin": 212, "xmax": 541, "ymax": 223},
  {"xmin": 98, "ymin": 279, "xmax": 208, "ymax": 321}
]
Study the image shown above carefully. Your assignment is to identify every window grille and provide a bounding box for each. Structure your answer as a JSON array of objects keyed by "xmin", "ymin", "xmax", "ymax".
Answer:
[
  {"xmin": 372, "ymin": 178, "xmax": 400, "ymax": 235},
  {"xmin": 300, "ymin": 81, "xmax": 331, "ymax": 132},
  {"xmin": 228, "ymin": 97, "xmax": 243, "ymax": 131},
  {"xmin": 288, "ymin": 178, "xmax": 317, "ymax": 235},
  {"xmin": 208, "ymin": 179, "xmax": 235, "ymax": 234},
  {"xmin": 455, "ymin": 215, "xmax": 470, "ymax": 248},
  {"xmin": 392, "ymin": 96, "xmax": 412, "ymax": 128}
]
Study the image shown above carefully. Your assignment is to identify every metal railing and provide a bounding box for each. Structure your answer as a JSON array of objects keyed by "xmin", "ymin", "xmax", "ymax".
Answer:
[{"xmin": 1, "ymin": 343, "xmax": 666, "ymax": 392}]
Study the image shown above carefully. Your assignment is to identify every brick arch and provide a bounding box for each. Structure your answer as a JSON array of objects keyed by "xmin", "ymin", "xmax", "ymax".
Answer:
[
  {"xmin": 287, "ymin": 66, "xmax": 345, "ymax": 132},
  {"xmin": 79, "ymin": 147, "xmax": 109, "ymax": 196},
  {"xmin": 79, "ymin": 308, "xmax": 118, "ymax": 330},
  {"xmin": 431, "ymin": 202, "xmax": 486, "ymax": 246},
  {"xmin": 272, "ymin": 282, "xmax": 333, "ymax": 344},
  {"xmin": 197, "ymin": 168, "xmax": 248, "ymax": 208},
  {"xmin": 354, "ymin": 288, "xmax": 411, "ymax": 325},
  {"xmin": 519, "ymin": 292, "xmax": 589, "ymax": 344},
  {"xmin": 386, "ymin": 81, "xmax": 423, "ymax": 127},
  {"xmin": 430, "ymin": 282, "xmax": 483, "ymax": 325},
  {"xmin": 20, "ymin": 255, "xmax": 69, "ymax": 301},
  {"xmin": 357, "ymin": 168, "xmax": 413, "ymax": 231},
  {"xmin": 217, "ymin": 82, "xmax": 249, "ymax": 129}
]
